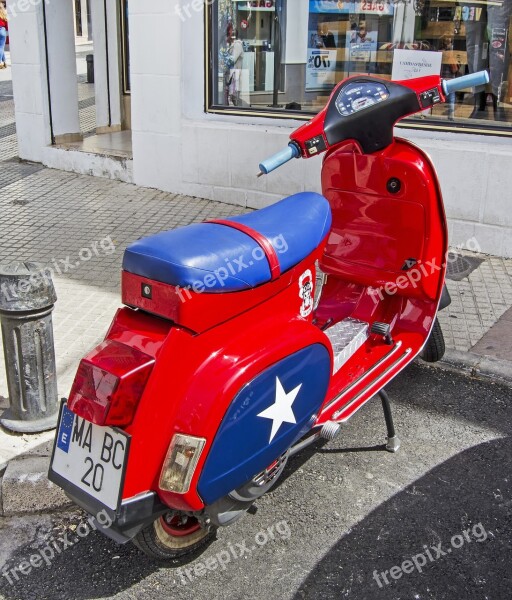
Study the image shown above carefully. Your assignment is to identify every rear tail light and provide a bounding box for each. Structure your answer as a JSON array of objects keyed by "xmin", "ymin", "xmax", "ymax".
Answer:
[
  {"xmin": 68, "ymin": 340, "xmax": 154, "ymax": 427},
  {"xmin": 159, "ymin": 434, "xmax": 206, "ymax": 494}
]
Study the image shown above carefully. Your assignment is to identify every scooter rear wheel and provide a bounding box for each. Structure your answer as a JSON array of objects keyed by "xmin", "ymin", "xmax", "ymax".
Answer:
[{"xmin": 133, "ymin": 513, "xmax": 215, "ymax": 561}]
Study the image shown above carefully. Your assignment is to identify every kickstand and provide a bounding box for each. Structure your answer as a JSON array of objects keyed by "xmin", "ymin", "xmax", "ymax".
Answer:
[{"xmin": 378, "ymin": 389, "xmax": 401, "ymax": 453}]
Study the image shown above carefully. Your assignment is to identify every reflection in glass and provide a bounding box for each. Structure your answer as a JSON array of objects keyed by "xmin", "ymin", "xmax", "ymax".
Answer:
[{"xmin": 210, "ymin": 0, "xmax": 512, "ymax": 129}]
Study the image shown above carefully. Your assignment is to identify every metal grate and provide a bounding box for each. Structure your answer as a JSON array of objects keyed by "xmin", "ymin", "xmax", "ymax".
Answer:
[{"xmin": 446, "ymin": 252, "xmax": 485, "ymax": 282}]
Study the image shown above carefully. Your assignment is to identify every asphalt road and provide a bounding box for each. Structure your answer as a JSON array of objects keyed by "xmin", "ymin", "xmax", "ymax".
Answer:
[{"xmin": 0, "ymin": 363, "xmax": 510, "ymax": 600}]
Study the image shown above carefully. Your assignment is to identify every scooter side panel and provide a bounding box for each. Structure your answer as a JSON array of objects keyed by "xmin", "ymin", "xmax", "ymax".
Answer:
[{"xmin": 197, "ymin": 344, "xmax": 331, "ymax": 505}]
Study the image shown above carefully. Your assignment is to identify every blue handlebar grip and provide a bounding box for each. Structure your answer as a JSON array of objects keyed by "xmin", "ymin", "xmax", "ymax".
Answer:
[
  {"xmin": 443, "ymin": 70, "xmax": 489, "ymax": 95},
  {"xmin": 258, "ymin": 143, "xmax": 301, "ymax": 175}
]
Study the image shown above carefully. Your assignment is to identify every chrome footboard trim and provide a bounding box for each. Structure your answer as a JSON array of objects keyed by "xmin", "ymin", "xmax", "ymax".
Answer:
[
  {"xmin": 332, "ymin": 348, "xmax": 413, "ymax": 421},
  {"xmin": 321, "ymin": 341, "xmax": 403, "ymax": 416}
]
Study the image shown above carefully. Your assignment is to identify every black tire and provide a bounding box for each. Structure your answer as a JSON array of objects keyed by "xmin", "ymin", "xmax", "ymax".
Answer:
[
  {"xmin": 133, "ymin": 513, "xmax": 216, "ymax": 562},
  {"xmin": 420, "ymin": 317, "xmax": 446, "ymax": 363}
]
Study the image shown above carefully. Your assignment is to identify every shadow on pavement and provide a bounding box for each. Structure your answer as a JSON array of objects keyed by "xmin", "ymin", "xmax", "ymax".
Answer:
[
  {"xmin": 0, "ymin": 512, "xmax": 217, "ymax": 600},
  {"xmin": 293, "ymin": 436, "xmax": 512, "ymax": 599},
  {"xmin": 387, "ymin": 362, "xmax": 511, "ymax": 436},
  {"xmin": 288, "ymin": 364, "xmax": 512, "ymax": 599}
]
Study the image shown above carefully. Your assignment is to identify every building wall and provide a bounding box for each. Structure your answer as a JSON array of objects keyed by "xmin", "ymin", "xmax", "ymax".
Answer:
[
  {"xmin": 12, "ymin": 0, "xmax": 125, "ymax": 166},
  {"xmin": 9, "ymin": 3, "xmax": 52, "ymax": 163},
  {"xmin": 130, "ymin": 0, "xmax": 183, "ymax": 192}
]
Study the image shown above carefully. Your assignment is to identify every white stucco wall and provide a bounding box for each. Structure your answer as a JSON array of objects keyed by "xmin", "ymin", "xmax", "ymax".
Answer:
[
  {"xmin": 11, "ymin": 0, "xmax": 127, "ymax": 176},
  {"xmin": 91, "ymin": 0, "xmax": 123, "ymax": 130},
  {"xmin": 130, "ymin": 0, "xmax": 183, "ymax": 192},
  {"xmin": 44, "ymin": 0, "xmax": 81, "ymax": 139},
  {"xmin": 9, "ymin": 2, "xmax": 52, "ymax": 162}
]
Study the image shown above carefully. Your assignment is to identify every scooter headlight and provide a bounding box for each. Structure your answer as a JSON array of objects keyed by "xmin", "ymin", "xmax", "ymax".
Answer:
[{"xmin": 159, "ymin": 434, "xmax": 206, "ymax": 494}]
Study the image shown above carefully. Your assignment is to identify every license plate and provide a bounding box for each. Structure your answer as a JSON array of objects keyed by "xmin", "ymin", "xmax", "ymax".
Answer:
[{"xmin": 50, "ymin": 403, "xmax": 130, "ymax": 511}]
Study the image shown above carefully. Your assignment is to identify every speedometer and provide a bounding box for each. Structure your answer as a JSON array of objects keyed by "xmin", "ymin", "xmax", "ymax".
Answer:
[{"xmin": 335, "ymin": 81, "xmax": 390, "ymax": 117}]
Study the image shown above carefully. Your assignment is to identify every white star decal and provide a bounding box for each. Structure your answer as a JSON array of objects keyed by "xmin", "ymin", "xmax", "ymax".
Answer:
[{"xmin": 257, "ymin": 377, "xmax": 302, "ymax": 443}]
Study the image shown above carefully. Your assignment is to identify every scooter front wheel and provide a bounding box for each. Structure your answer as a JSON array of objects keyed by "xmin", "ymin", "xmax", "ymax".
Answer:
[
  {"xmin": 419, "ymin": 317, "xmax": 446, "ymax": 363},
  {"xmin": 133, "ymin": 513, "xmax": 216, "ymax": 561}
]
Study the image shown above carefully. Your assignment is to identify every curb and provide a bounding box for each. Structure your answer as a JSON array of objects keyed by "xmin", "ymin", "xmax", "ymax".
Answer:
[{"xmin": 434, "ymin": 349, "xmax": 512, "ymax": 387}]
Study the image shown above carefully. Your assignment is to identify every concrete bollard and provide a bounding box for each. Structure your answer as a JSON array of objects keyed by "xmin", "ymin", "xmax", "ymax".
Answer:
[{"xmin": 0, "ymin": 263, "xmax": 59, "ymax": 433}]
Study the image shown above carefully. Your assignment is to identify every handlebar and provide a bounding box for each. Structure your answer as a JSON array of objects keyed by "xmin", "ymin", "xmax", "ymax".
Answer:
[
  {"xmin": 443, "ymin": 70, "xmax": 489, "ymax": 95},
  {"xmin": 258, "ymin": 143, "xmax": 300, "ymax": 176},
  {"xmin": 258, "ymin": 70, "xmax": 490, "ymax": 176}
]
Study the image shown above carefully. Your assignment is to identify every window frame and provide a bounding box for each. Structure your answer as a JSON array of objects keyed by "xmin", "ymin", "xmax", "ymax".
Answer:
[
  {"xmin": 205, "ymin": 1, "xmax": 512, "ymax": 137},
  {"xmin": 120, "ymin": 0, "xmax": 131, "ymax": 95}
]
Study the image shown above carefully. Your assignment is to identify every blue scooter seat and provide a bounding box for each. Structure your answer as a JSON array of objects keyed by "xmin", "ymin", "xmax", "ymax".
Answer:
[{"xmin": 122, "ymin": 192, "xmax": 332, "ymax": 292}]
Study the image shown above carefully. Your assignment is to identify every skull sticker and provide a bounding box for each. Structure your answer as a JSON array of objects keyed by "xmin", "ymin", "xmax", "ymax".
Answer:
[{"xmin": 299, "ymin": 269, "xmax": 314, "ymax": 318}]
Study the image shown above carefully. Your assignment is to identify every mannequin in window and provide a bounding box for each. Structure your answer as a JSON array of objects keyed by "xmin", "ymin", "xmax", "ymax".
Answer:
[
  {"xmin": 221, "ymin": 25, "xmax": 244, "ymax": 106},
  {"xmin": 311, "ymin": 22, "xmax": 336, "ymax": 48},
  {"xmin": 229, "ymin": 29, "xmax": 244, "ymax": 106},
  {"xmin": 463, "ymin": 0, "xmax": 512, "ymax": 120},
  {"xmin": 320, "ymin": 23, "xmax": 336, "ymax": 48},
  {"xmin": 350, "ymin": 21, "xmax": 373, "ymax": 44}
]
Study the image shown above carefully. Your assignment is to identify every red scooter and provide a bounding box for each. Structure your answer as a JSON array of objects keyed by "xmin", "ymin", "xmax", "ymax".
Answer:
[{"xmin": 49, "ymin": 70, "xmax": 488, "ymax": 560}]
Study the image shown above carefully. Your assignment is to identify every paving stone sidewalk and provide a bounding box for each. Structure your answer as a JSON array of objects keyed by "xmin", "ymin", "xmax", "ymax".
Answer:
[{"xmin": 440, "ymin": 253, "xmax": 512, "ymax": 352}]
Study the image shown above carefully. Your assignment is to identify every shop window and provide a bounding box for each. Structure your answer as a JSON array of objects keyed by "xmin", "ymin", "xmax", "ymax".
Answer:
[{"xmin": 206, "ymin": 0, "xmax": 512, "ymax": 133}]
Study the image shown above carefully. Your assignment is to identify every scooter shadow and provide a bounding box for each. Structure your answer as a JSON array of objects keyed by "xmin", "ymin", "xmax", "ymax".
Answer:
[
  {"xmin": 292, "ymin": 436, "xmax": 512, "ymax": 600},
  {"xmin": 267, "ymin": 433, "xmax": 390, "ymax": 502},
  {"xmin": 0, "ymin": 510, "xmax": 217, "ymax": 600},
  {"xmin": 0, "ymin": 436, "xmax": 392, "ymax": 600}
]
